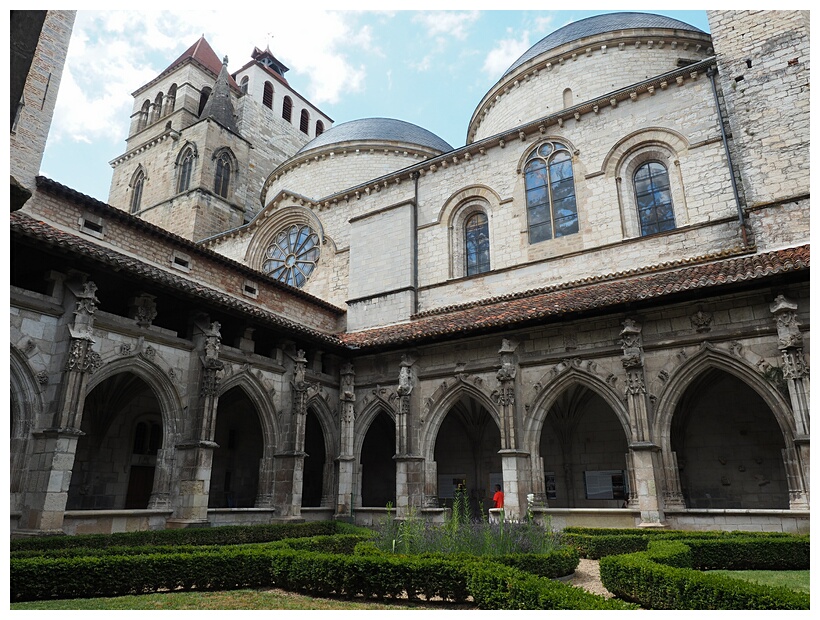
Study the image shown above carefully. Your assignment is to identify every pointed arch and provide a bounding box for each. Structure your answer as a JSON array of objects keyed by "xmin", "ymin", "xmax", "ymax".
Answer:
[
  {"xmin": 10, "ymin": 346, "xmax": 44, "ymax": 500},
  {"xmin": 524, "ymin": 363, "xmax": 631, "ymax": 455},
  {"xmin": 218, "ymin": 370, "xmax": 281, "ymax": 452},
  {"xmin": 175, "ymin": 142, "xmax": 197, "ymax": 194},
  {"xmin": 353, "ymin": 398, "xmax": 397, "ymax": 461},
  {"xmin": 420, "ymin": 378, "xmax": 501, "ymax": 463},
  {"xmin": 653, "ymin": 343, "xmax": 796, "ymax": 451},
  {"xmin": 129, "ymin": 166, "xmax": 147, "ymax": 213}
]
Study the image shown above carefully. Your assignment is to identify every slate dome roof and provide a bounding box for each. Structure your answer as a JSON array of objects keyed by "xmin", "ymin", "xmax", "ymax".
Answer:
[
  {"xmin": 296, "ymin": 118, "xmax": 453, "ymax": 155},
  {"xmin": 503, "ymin": 12, "xmax": 705, "ymax": 78}
]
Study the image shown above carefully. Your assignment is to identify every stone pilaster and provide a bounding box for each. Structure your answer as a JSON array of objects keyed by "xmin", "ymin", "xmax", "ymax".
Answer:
[
  {"xmin": 491, "ymin": 339, "xmax": 528, "ymax": 520},
  {"xmin": 335, "ymin": 362, "xmax": 356, "ymax": 518},
  {"xmin": 169, "ymin": 320, "xmax": 222, "ymax": 527},
  {"xmin": 18, "ymin": 280, "xmax": 101, "ymax": 534},
  {"xmin": 770, "ymin": 295, "xmax": 810, "ymax": 508},
  {"xmin": 395, "ymin": 353, "xmax": 424, "ymax": 517},
  {"xmin": 620, "ymin": 318, "xmax": 666, "ymax": 526},
  {"xmin": 273, "ymin": 349, "xmax": 310, "ymax": 519}
]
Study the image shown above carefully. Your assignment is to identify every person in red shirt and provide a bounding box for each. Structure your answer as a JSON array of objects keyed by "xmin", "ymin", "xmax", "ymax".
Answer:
[{"xmin": 492, "ymin": 484, "xmax": 504, "ymax": 509}]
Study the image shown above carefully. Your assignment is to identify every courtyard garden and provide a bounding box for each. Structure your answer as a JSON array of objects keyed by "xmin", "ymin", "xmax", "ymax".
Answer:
[{"xmin": 10, "ymin": 502, "xmax": 809, "ymax": 610}]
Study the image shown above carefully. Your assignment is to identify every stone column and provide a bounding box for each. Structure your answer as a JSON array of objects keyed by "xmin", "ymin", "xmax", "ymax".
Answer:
[
  {"xmin": 395, "ymin": 354, "xmax": 424, "ymax": 518},
  {"xmin": 335, "ymin": 362, "xmax": 356, "ymax": 518},
  {"xmin": 273, "ymin": 350, "xmax": 309, "ymax": 519},
  {"xmin": 492, "ymin": 339, "xmax": 529, "ymax": 520},
  {"xmin": 620, "ymin": 319, "xmax": 666, "ymax": 527},
  {"xmin": 169, "ymin": 320, "xmax": 222, "ymax": 527},
  {"xmin": 770, "ymin": 295, "xmax": 810, "ymax": 509},
  {"xmin": 18, "ymin": 281, "xmax": 102, "ymax": 535}
]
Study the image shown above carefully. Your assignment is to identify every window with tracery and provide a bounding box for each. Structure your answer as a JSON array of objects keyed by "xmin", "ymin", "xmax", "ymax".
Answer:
[
  {"xmin": 262, "ymin": 224, "xmax": 321, "ymax": 288},
  {"xmin": 130, "ymin": 170, "xmax": 145, "ymax": 213},
  {"xmin": 177, "ymin": 147, "xmax": 194, "ymax": 193},
  {"xmin": 214, "ymin": 153, "xmax": 231, "ymax": 198},
  {"xmin": 465, "ymin": 212, "xmax": 490, "ymax": 276},
  {"xmin": 523, "ymin": 141, "xmax": 578, "ymax": 244},
  {"xmin": 634, "ymin": 161, "xmax": 676, "ymax": 236}
]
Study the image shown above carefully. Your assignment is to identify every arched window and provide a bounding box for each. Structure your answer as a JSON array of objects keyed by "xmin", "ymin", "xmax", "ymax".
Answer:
[
  {"xmin": 563, "ymin": 88, "xmax": 573, "ymax": 108},
  {"xmin": 263, "ymin": 81, "xmax": 274, "ymax": 109},
  {"xmin": 240, "ymin": 76, "xmax": 249, "ymax": 94},
  {"xmin": 315, "ymin": 120, "xmax": 324, "ymax": 136},
  {"xmin": 634, "ymin": 161, "xmax": 676, "ymax": 236},
  {"xmin": 165, "ymin": 84, "xmax": 177, "ymax": 115},
  {"xmin": 465, "ymin": 212, "xmax": 490, "ymax": 275},
  {"xmin": 152, "ymin": 92, "xmax": 164, "ymax": 123},
  {"xmin": 214, "ymin": 152, "xmax": 231, "ymax": 198},
  {"xmin": 177, "ymin": 147, "xmax": 194, "ymax": 193},
  {"xmin": 198, "ymin": 86, "xmax": 211, "ymax": 117},
  {"xmin": 130, "ymin": 170, "xmax": 145, "ymax": 214},
  {"xmin": 282, "ymin": 96, "xmax": 292, "ymax": 122},
  {"xmin": 300, "ymin": 109, "xmax": 310, "ymax": 134},
  {"xmin": 523, "ymin": 141, "xmax": 578, "ymax": 243},
  {"xmin": 138, "ymin": 100, "xmax": 151, "ymax": 130},
  {"xmin": 262, "ymin": 224, "xmax": 321, "ymax": 288}
]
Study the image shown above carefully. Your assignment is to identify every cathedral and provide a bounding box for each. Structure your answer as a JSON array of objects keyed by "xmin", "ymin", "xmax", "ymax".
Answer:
[{"xmin": 9, "ymin": 10, "xmax": 810, "ymax": 537}]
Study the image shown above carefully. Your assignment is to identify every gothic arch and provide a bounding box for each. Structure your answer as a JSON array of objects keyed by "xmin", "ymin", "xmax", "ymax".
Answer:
[
  {"xmin": 420, "ymin": 377, "xmax": 500, "ymax": 463},
  {"xmin": 653, "ymin": 343, "xmax": 796, "ymax": 450},
  {"xmin": 524, "ymin": 361, "xmax": 631, "ymax": 454},
  {"xmin": 353, "ymin": 396, "xmax": 397, "ymax": 460},
  {"xmin": 307, "ymin": 393, "xmax": 339, "ymax": 459},
  {"xmin": 10, "ymin": 346, "xmax": 44, "ymax": 500},
  {"xmin": 218, "ymin": 370, "xmax": 281, "ymax": 453}
]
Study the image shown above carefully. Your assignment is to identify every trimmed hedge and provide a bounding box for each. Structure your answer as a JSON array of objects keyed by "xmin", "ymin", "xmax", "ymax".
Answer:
[
  {"xmin": 10, "ymin": 520, "xmax": 352, "ymax": 552},
  {"xmin": 600, "ymin": 550, "xmax": 809, "ymax": 610},
  {"xmin": 12, "ymin": 533, "xmax": 619, "ymax": 609}
]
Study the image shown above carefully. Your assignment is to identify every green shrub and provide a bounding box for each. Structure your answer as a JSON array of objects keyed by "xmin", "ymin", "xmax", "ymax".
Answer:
[{"xmin": 645, "ymin": 540, "xmax": 692, "ymax": 568}]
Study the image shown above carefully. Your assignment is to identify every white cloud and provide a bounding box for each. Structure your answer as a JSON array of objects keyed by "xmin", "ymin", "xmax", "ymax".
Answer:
[
  {"xmin": 414, "ymin": 11, "xmax": 480, "ymax": 40},
  {"xmin": 482, "ymin": 30, "xmax": 531, "ymax": 78}
]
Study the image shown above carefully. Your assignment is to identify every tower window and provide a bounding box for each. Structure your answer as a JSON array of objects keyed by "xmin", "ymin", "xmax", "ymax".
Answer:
[
  {"xmin": 634, "ymin": 161, "xmax": 676, "ymax": 236},
  {"xmin": 177, "ymin": 147, "xmax": 194, "ymax": 193},
  {"xmin": 316, "ymin": 120, "xmax": 324, "ymax": 136},
  {"xmin": 282, "ymin": 96, "xmax": 292, "ymax": 122},
  {"xmin": 300, "ymin": 109, "xmax": 310, "ymax": 134},
  {"xmin": 523, "ymin": 141, "xmax": 578, "ymax": 244},
  {"xmin": 214, "ymin": 153, "xmax": 231, "ymax": 198},
  {"xmin": 198, "ymin": 87, "xmax": 212, "ymax": 117},
  {"xmin": 263, "ymin": 81, "xmax": 274, "ymax": 109},
  {"xmin": 130, "ymin": 170, "xmax": 145, "ymax": 214},
  {"xmin": 240, "ymin": 76, "xmax": 249, "ymax": 94}
]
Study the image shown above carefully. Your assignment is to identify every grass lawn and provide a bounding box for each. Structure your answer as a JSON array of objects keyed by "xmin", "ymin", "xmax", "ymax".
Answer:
[
  {"xmin": 706, "ymin": 570, "xmax": 810, "ymax": 594},
  {"xmin": 11, "ymin": 588, "xmax": 477, "ymax": 611}
]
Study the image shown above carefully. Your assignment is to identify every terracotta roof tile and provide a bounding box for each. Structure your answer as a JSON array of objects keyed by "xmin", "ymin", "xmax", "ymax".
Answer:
[{"xmin": 340, "ymin": 245, "xmax": 809, "ymax": 349}]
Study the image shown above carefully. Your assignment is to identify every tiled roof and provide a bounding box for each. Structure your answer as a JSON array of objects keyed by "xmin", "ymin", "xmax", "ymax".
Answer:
[
  {"xmin": 340, "ymin": 245, "xmax": 809, "ymax": 349},
  {"xmin": 10, "ymin": 211, "xmax": 346, "ymax": 348},
  {"xmin": 164, "ymin": 36, "xmax": 239, "ymax": 90},
  {"xmin": 504, "ymin": 12, "xmax": 706, "ymax": 77}
]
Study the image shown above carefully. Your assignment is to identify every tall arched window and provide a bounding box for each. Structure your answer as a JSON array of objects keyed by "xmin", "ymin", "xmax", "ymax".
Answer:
[
  {"xmin": 138, "ymin": 100, "xmax": 151, "ymax": 131},
  {"xmin": 263, "ymin": 81, "xmax": 274, "ymax": 109},
  {"xmin": 563, "ymin": 88, "xmax": 573, "ymax": 108},
  {"xmin": 300, "ymin": 109, "xmax": 310, "ymax": 134},
  {"xmin": 282, "ymin": 96, "xmax": 292, "ymax": 122},
  {"xmin": 634, "ymin": 161, "xmax": 675, "ymax": 236},
  {"xmin": 152, "ymin": 92, "xmax": 164, "ymax": 123},
  {"xmin": 177, "ymin": 147, "xmax": 194, "ymax": 193},
  {"xmin": 130, "ymin": 170, "xmax": 145, "ymax": 213},
  {"xmin": 523, "ymin": 141, "xmax": 578, "ymax": 244},
  {"xmin": 465, "ymin": 212, "xmax": 490, "ymax": 275},
  {"xmin": 214, "ymin": 153, "xmax": 231, "ymax": 198},
  {"xmin": 240, "ymin": 76, "xmax": 249, "ymax": 94},
  {"xmin": 165, "ymin": 84, "xmax": 177, "ymax": 115},
  {"xmin": 315, "ymin": 120, "xmax": 324, "ymax": 136}
]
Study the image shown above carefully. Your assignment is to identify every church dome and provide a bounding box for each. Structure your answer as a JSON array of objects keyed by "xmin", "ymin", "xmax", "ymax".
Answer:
[
  {"xmin": 503, "ymin": 12, "xmax": 705, "ymax": 78},
  {"xmin": 468, "ymin": 11, "xmax": 712, "ymax": 143},
  {"xmin": 296, "ymin": 118, "xmax": 453, "ymax": 155}
]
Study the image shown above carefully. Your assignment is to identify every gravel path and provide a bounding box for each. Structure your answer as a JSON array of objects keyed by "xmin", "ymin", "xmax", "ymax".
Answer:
[{"xmin": 564, "ymin": 558, "xmax": 615, "ymax": 598}]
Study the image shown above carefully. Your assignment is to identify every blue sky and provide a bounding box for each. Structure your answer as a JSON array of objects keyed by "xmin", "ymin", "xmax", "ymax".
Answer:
[{"xmin": 39, "ymin": 7, "xmax": 711, "ymax": 203}]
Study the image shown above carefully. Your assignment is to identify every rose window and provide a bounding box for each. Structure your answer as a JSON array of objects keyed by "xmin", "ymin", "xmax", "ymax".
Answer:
[{"xmin": 262, "ymin": 224, "xmax": 320, "ymax": 288}]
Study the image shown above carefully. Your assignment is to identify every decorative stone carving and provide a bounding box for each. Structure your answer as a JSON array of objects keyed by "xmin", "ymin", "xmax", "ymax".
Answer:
[
  {"xmin": 119, "ymin": 343, "xmax": 131, "ymax": 355},
  {"xmin": 770, "ymin": 294, "xmax": 803, "ymax": 349},
  {"xmin": 129, "ymin": 293, "xmax": 157, "ymax": 328},
  {"xmin": 690, "ymin": 308, "xmax": 713, "ymax": 333}
]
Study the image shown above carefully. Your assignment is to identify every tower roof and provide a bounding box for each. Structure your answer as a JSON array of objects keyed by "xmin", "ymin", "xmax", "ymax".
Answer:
[
  {"xmin": 201, "ymin": 55, "xmax": 240, "ymax": 135},
  {"xmin": 164, "ymin": 36, "xmax": 239, "ymax": 89}
]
